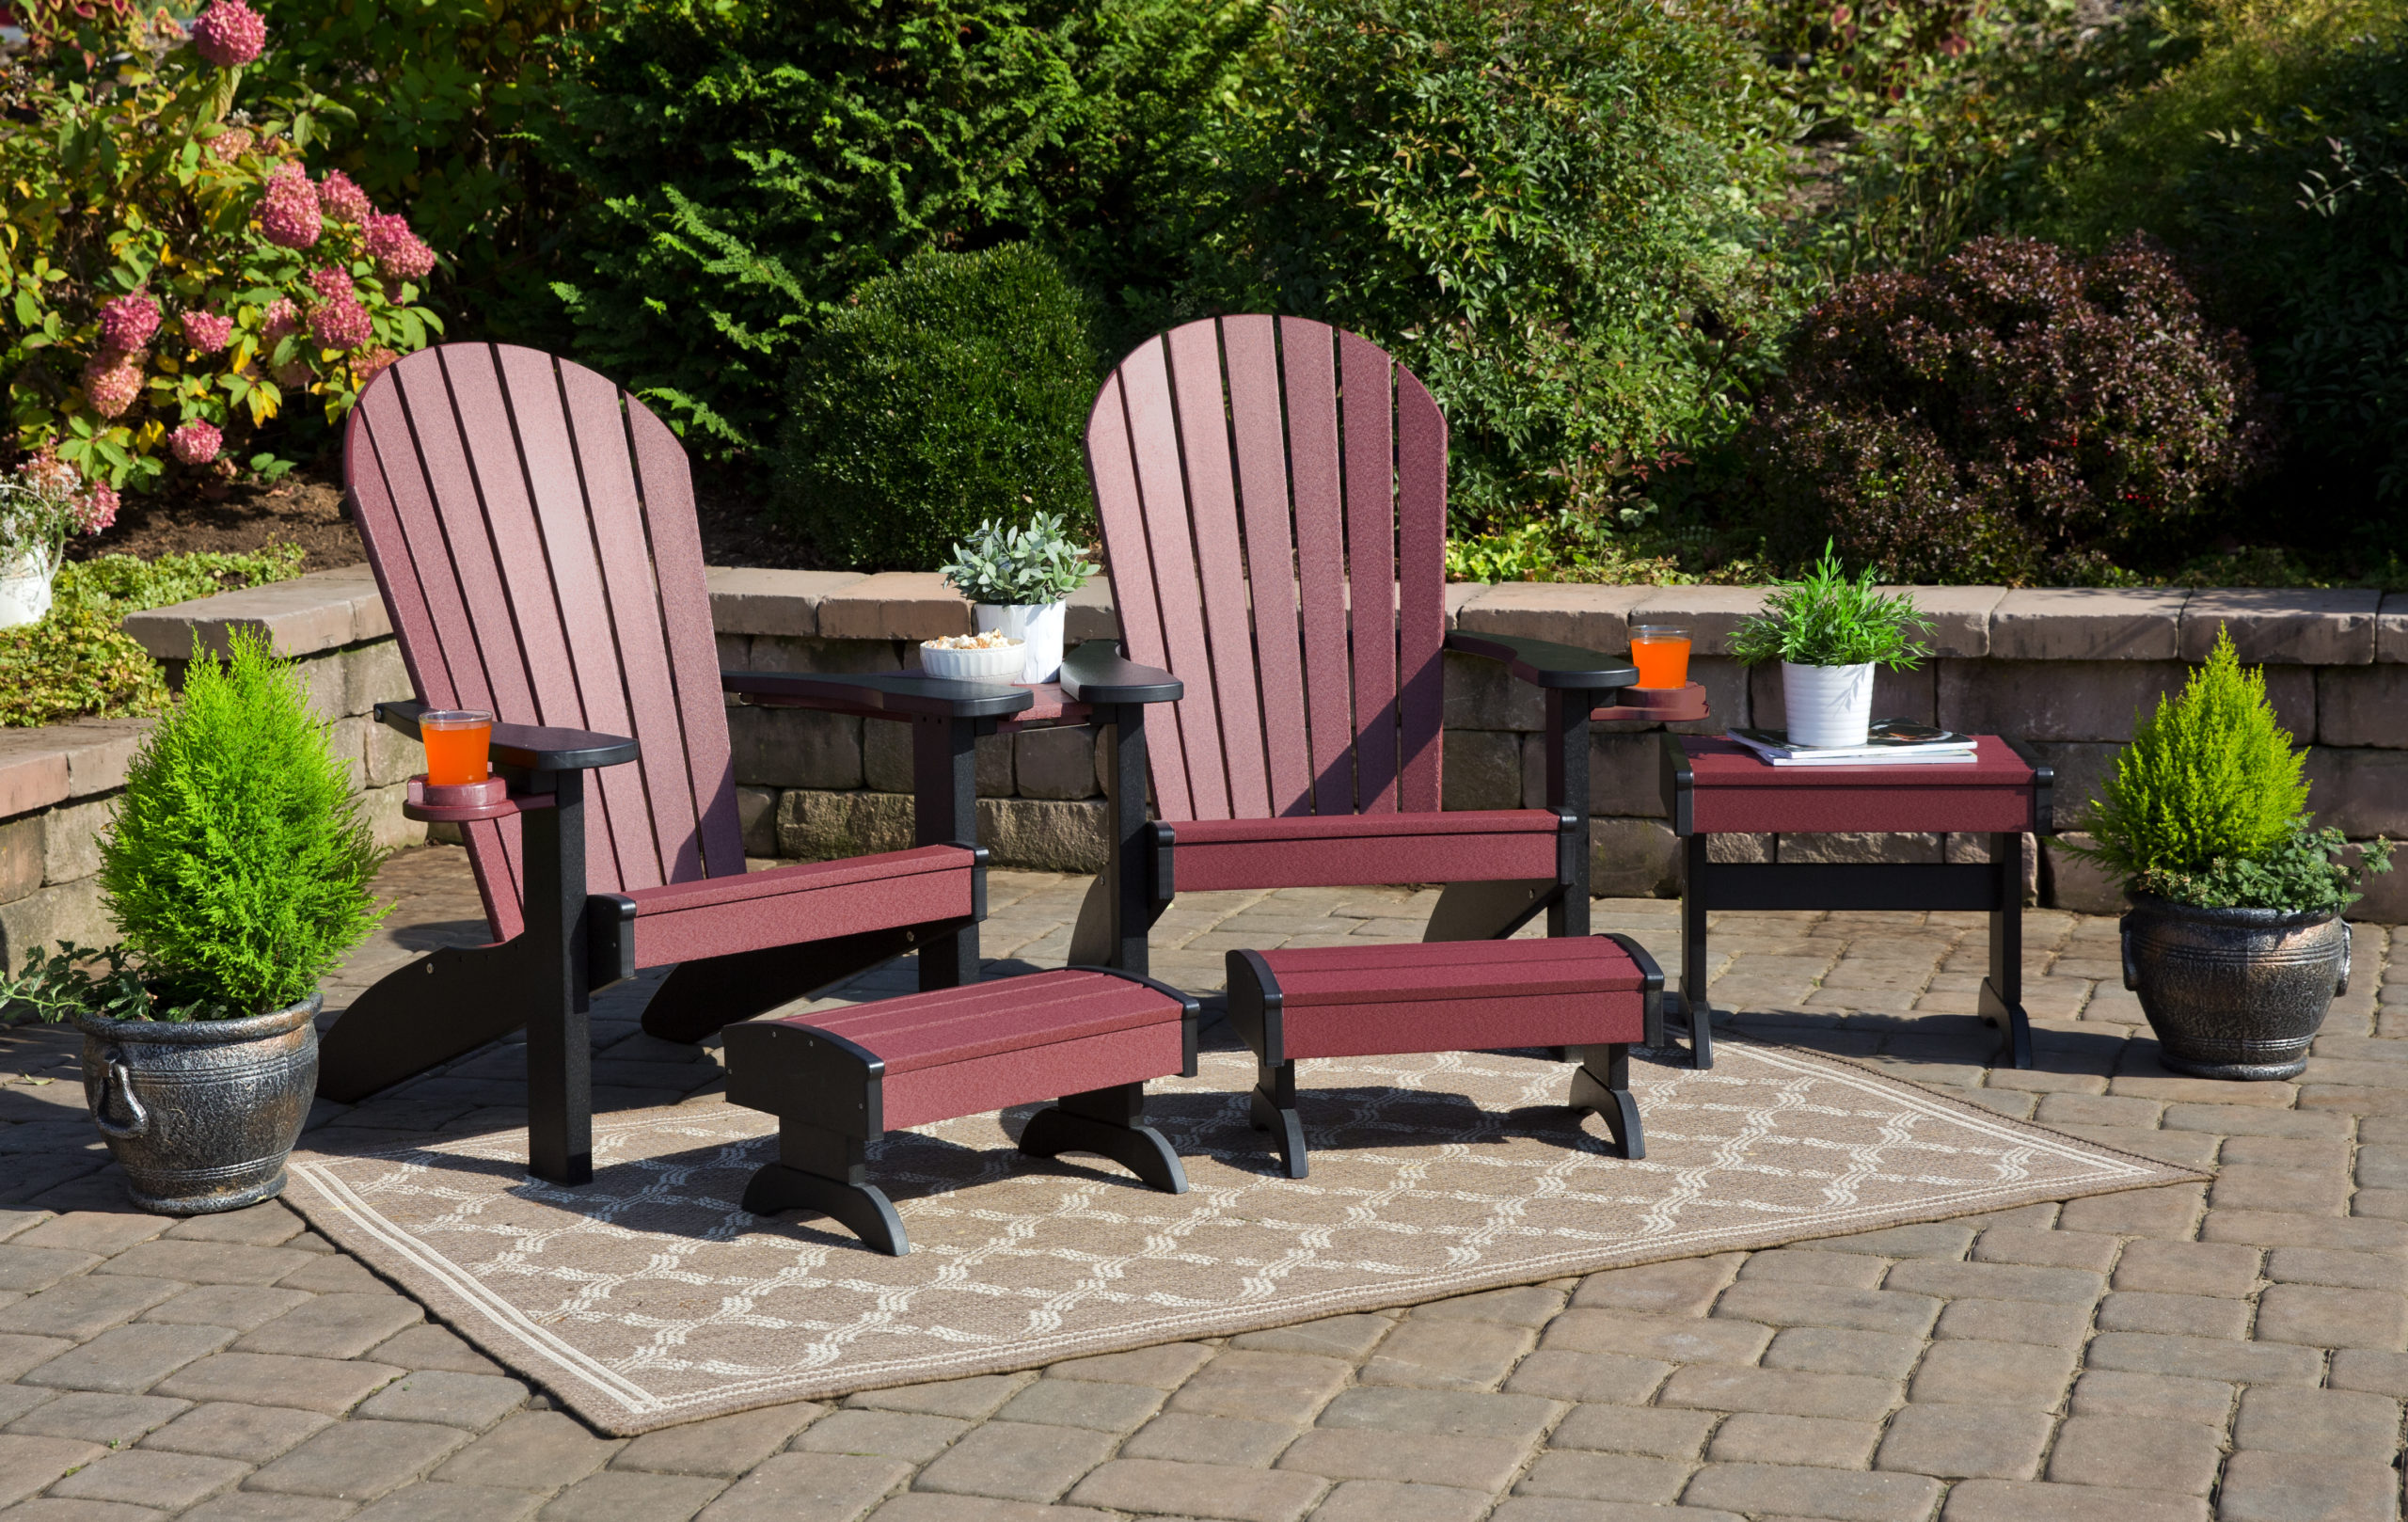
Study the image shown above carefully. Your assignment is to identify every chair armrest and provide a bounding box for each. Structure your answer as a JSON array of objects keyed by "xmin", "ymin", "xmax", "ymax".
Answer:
[
  {"xmin": 1446, "ymin": 631, "xmax": 1639, "ymax": 690},
  {"xmin": 376, "ymin": 700, "xmax": 639, "ymax": 771},
  {"xmin": 723, "ymin": 671, "xmax": 1035, "ymax": 721},
  {"xmin": 1059, "ymin": 641, "xmax": 1182, "ymax": 705}
]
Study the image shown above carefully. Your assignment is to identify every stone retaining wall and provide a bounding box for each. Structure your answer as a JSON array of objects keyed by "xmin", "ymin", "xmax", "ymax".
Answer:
[{"xmin": 1, "ymin": 567, "xmax": 2394, "ymax": 960}]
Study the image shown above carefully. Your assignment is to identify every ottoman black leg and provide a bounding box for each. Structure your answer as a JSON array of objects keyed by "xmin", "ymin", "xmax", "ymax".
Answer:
[
  {"xmin": 1570, "ymin": 1044, "xmax": 1645, "ymax": 1160},
  {"xmin": 743, "ymin": 1123, "xmax": 908, "ymax": 1256},
  {"xmin": 1021, "ymin": 1082, "xmax": 1189, "ymax": 1195},
  {"xmin": 1248, "ymin": 1060, "xmax": 1308, "ymax": 1180},
  {"xmin": 1981, "ymin": 831, "xmax": 2036, "ymax": 1070},
  {"xmin": 1682, "ymin": 835, "xmax": 1716, "ymax": 1070}
]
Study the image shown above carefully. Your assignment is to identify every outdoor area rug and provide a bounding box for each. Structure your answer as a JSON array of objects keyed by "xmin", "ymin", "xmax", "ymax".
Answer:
[{"xmin": 285, "ymin": 1039, "xmax": 2199, "ymax": 1435}]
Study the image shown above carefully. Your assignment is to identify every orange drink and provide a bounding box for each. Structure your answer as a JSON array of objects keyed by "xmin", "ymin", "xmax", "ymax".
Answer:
[
  {"xmin": 420, "ymin": 710, "xmax": 493, "ymax": 786},
  {"xmin": 1630, "ymin": 625, "xmax": 1690, "ymax": 690}
]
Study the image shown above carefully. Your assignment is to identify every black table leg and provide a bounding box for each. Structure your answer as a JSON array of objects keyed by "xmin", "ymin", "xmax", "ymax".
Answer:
[
  {"xmin": 1979, "ymin": 830, "xmax": 2035, "ymax": 1070},
  {"xmin": 1682, "ymin": 833, "xmax": 1715, "ymax": 1069}
]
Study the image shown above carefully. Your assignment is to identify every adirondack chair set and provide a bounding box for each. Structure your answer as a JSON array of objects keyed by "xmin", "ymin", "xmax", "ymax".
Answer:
[{"xmin": 322, "ymin": 323, "xmax": 1672, "ymax": 1256}]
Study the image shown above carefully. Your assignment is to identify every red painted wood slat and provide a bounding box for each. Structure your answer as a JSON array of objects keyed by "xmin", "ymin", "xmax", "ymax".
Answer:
[
  {"xmin": 1279, "ymin": 320, "xmax": 1354, "ymax": 816},
  {"xmin": 1086, "ymin": 368, "xmax": 1193, "ymax": 821},
  {"xmin": 1395, "ymin": 367, "xmax": 1448, "ymax": 815},
  {"xmin": 1121, "ymin": 341, "xmax": 1223, "ymax": 820},
  {"xmin": 1339, "ymin": 330, "xmax": 1399, "ymax": 813},
  {"xmin": 1167, "ymin": 320, "xmax": 1270, "ymax": 820},
  {"xmin": 1220, "ymin": 316, "xmax": 1314, "ymax": 816}
]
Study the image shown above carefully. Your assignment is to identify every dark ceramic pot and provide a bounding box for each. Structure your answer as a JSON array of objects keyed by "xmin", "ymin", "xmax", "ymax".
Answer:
[
  {"xmin": 73, "ymin": 994, "xmax": 321, "ymax": 1213},
  {"xmin": 2120, "ymin": 895, "xmax": 2349, "ymax": 1081}
]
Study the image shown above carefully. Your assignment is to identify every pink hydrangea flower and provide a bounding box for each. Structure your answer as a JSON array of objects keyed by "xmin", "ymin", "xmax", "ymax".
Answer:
[
  {"xmin": 363, "ymin": 213, "xmax": 436, "ymax": 282},
  {"xmin": 181, "ymin": 309, "xmax": 235, "ymax": 353},
  {"xmin": 97, "ymin": 292, "xmax": 160, "ymax": 355},
  {"xmin": 356, "ymin": 347, "xmax": 400, "ymax": 385},
  {"xmin": 189, "ymin": 0, "xmax": 265, "ymax": 67},
  {"xmin": 317, "ymin": 170, "xmax": 372, "ymax": 225},
  {"xmin": 308, "ymin": 266, "xmax": 354, "ymax": 305},
  {"xmin": 273, "ymin": 358, "xmax": 314, "ymax": 388},
  {"xmin": 258, "ymin": 166, "xmax": 321, "ymax": 249},
  {"xmin": 311, "ymin": 298, "xmax": 372, "ymax": 351},
  {"xmin": 262, "ymin": 297, "xmax": 300, "ymax": 346},
  {"xmin": 83, "ymin": 355, "xmax": 143, "ymax": 419},
  {"xmin": 169, "ymin": 420, "xmax": 224, "ymax": 465},
  {"xmin": 206, "ymin": 128, "xmax": 253, "ymax": 161},
  {"xmin": 77, "ymin": 478, "xmax": 119, "ymax": 535}
]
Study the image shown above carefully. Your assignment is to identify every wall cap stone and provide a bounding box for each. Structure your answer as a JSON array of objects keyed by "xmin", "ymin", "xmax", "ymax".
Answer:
[
  {"xmin": 0, "ymin": 716, "xmax": 157, "ymax": 818},
  {"xmin": 705, "ymin": 567, "xmax": 865, "ymax": 638},
  {"xmin": 1881, "ymin": 585, "xmax": 2006, "ymax": 658},
  {"xmin": 816, "ymin": 571, "xmax": 974, "ymax": 642},
  {"xmin": 2181, "ymin": 588, "xmax": 2382, "ymax": 666},
  {"xmin": 2376, "ymin": 593, "xmax": 2408, "ymax": 663},
  {"xmin": 1990, "ymin": 587, "xmax": 2186, "ymax": 661},
  {"xmin": 1454, "ymin": 582, "xmax": 1648, "ymax": 651},
  {"xmin": 1626, "ymin": 585, "xmax": 1768, "ymax": 656},
  {"xmin": 122, "ymin": 564, "xmax": 389, "ymax": 660}
]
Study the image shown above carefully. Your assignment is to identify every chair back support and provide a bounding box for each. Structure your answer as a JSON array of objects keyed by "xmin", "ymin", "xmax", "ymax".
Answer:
[
  {"xmin": 1085, "ymin": 316, "xmax": 1448, "ymax": 823},
  {"xmin": 344, "ymin": 343, "xmax": 745, "ymax": 941}
]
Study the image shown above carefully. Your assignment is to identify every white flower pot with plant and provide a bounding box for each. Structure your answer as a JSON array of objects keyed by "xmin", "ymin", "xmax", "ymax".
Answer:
[
  {"xmin": 0, "ymin": 456, "xmax": 119, "ymax": 629},
  {"xmin": 938, "ymin": 512, "xmax": 1098, "ymax": 684},
  {"xmin": 0, "ymin": 628, "xmax": 386, "ymax": 1213},
  {"xmin": 1730, "ymin": 541, "xmax": 1934, "ymax": 749}
]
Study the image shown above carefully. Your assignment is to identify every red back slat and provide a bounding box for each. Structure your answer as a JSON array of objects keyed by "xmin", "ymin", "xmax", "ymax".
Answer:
[
  {"xmin": 1221, "ymin": 316, "xmax": 1313, "ymax": 816},
  {"xmin": 1339, "ymin": 331, "xmax": 1400, "ymax": 813},
  {"xmin": 1166, "ymin": 321, "xmax": 1269, "ymax": 820},
  {"xmin": 343, "ymin": 344, "xmax": 746, "ymax": 942},
  {"xmin": 1279, "ymin": 322, "xmax": 1355, "ymax": 817},
  {"xmin": 1086, "ymin": 368, "xmax": 1193, "ymax": 821},
  {"xmin": 1395, "ymin": 369, "xmax": 1448, "ymax": 814}
]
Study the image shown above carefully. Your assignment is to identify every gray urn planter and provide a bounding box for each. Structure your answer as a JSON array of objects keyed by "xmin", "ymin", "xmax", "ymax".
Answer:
[
  {"xmin": 2120, "ymin": 895, "xmax": 2349, "ymax": 1081},
  {"xmin": 74, "ymin": 993, "xmax": 322, "ymax": 1213}
]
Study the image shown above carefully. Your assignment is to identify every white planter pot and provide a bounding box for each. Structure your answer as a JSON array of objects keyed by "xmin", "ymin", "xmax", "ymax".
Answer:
[
  {"xmin": 0, "ymin": 551, "xmax": 55, "ymax": 630},
  {"xmin": 1781, "ymin": 660, "xmax": 1877, "ymax": 748},
  {"xmin": 974, "ymin": 601, "xmax": 1065, "ymax": 684}
]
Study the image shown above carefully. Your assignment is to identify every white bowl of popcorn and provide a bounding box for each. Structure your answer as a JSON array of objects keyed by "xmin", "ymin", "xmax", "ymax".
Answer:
[{"xmin": 919, "ymin": 631, "xmax": 1025, "ymax": 681}]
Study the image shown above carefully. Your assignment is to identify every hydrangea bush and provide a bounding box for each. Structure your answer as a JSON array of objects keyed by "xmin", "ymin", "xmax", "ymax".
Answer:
[{"xmin": 1, "ymin": 0, "xmax": 442, "ymax": 495}]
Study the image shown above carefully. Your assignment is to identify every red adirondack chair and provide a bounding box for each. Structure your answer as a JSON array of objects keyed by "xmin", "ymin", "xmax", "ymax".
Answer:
[
  {"xmin": 1063, "ymin": 316, "xmax": 1643, "ymax": 975},
  {"xmin": 322, "ymin": 341, "xmax": 1035, "ymax": 1184}
]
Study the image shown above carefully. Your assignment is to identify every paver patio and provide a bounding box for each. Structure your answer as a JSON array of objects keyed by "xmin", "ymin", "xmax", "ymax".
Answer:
[{"xmin": 0, "ymin": 844, "xmax": 2400, "ymax": 1522}]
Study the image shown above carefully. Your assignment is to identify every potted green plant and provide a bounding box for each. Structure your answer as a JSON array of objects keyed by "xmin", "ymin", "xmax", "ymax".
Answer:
[
  {"xmin": 937, "ymin": 512, "xmax": 1098, "ymax": 684},
  {"xmin": 0, "ymin": 628, "xmax": 387, "ymax": 1212},
  {"xmin": 0, "ymin": 456, "xmax": 119, "ymax": 628},
  {"xmin": 1728, "ymin": 541, "xmax": 1934, "ymax": 748},
  {"xmin": 2067, "ymin": 628, "xmax": 2391, "ymax": 1080}
]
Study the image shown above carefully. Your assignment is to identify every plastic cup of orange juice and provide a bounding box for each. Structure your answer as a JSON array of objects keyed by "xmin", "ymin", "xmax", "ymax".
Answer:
[
  {"xmin": 420, "ymin": 710, "xmax": 494, "ymax": 786},
  {"xmin": 1630, "ymin": 625, "xmax": 1691, "ymax": 690}
]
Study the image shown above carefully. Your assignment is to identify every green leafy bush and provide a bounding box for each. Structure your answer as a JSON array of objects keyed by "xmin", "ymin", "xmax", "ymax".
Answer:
[
  {"xmin": 773, "ymin": 245, "xmax": 1100, "ymax": 571},
  {"xmin": 1728, "ymin": 541, "xmax": 1932, "ymax": 668},
  {"xmin": 2069, "ymin": 626, "xmax": 2321, "ymax": 901},
  {"xmin": 1183, "ymin": 0, "xmax": 1797, "ymax": 531},
  {"xmin": 2137, "ymin": 824, "xmax": 2392, "ymax": 916},
  {"xmin": 1738, "ymin": 236, "xmax": 2274, "ymax": 584},
  {"xmin": 96, "ymin": 626, "xmax": 386, "ymax": 1017}
]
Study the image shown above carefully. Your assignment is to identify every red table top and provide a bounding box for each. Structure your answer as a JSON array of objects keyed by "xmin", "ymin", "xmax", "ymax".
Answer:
[
  {"xmin": 1670, "ymin": 735, "xmax": 2045, "ymax": 836},
  {"xmin": 1679, "ymin": 735, "xmax": 2035, "ymax": 788}
]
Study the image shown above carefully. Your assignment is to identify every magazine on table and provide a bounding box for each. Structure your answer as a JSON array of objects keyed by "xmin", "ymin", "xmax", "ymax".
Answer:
[{"xmin": 1728, "ymin": 721, "xmax": 1980, "ymax": 767}]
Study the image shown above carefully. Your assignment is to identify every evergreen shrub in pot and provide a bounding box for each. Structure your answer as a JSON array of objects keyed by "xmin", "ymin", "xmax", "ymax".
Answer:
[
  {"xmin": 2067, "ymin": 629, "xmax": 2392, "ymax": 1080},
  {"xmin": 0, "ymin": 629, "xmax": 386, "ymax": 1211},
  {"xmin": 1728, "ymin": 542, "xmax": 1933, "ymax": 748}
]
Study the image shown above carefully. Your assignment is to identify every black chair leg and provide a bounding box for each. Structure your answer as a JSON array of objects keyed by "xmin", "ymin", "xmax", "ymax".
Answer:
[
  {"xmin": 1571, "ymin": 1043, "xmax": 1645, "ymax": 1159},
  {"xmin": 1247, "ymin": 1061, "xmax": 1308, "ymax": 1179},
  {"xmin": 1020, "ymin": 1083, "xmax": 1188, "ymax": 1195}
]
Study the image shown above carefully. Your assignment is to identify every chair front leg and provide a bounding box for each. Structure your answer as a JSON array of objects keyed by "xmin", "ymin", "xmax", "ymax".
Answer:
[
  {"xmin": 911, "ymin": 712, "xmax": 990, "ymax": 991},
  {"xmin": 517, "ymin": 769, "xmax": 594, "ymax": 1186},
  {"xmin": 1070, "ymin": 703, "xmax": 1167, "ymax": 976},
  {"xmin": 1542, "ymin": 689, "xmax": 1599, "ymax": 938}
]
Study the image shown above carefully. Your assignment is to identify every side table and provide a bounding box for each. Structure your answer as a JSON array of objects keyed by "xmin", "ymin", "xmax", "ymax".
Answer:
[{"xmin": 1659, "ymin": 734, "xmax": 2053, "ymax": 1070}]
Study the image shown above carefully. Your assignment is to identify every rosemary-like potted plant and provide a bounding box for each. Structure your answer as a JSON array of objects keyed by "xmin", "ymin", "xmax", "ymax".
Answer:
[
  {"xmin": 937, "ymin": 512, "xmax": 1098, "ymax": 683},
  {"xmin": 0, "ymin": 628, "xmax": 386, "ymax": 1211},
  {"xmin": 2066, "ymin": 629, "xmax": 2390, "ymax": 1080},
  {"xmin": 1728, "ymin": 541, "xmax": 1934, "ymax": 748}
]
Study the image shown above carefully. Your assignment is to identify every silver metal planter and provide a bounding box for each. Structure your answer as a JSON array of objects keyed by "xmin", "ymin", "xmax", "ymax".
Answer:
[
  {"xmin": 2120, "ymin": 896, "xmax": 2349, "ymax": 1081},
  {"xmin": 73, "ymin": 994, "xmax": 322, "ymax": 1213}
]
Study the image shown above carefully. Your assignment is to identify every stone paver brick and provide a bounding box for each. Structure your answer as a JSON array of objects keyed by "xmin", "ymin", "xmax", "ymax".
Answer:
[
  {"xmin": 0, "ymin": 1277, "xmax": 185, "ymax": 1340},
  {"xmin": 864, "ymin": 1498, "xmax": 1119, "ymax": 1522},
  {"xmin": 1489, "ymin": 1503, "xmax": 1741, "ymax": 1522},
  {"xmin": 1411, "ymin": 1287, "xmax": 1569, "ymax": 1327},
  {"xmin": 1043, "ymin": 1343, "xmax": 1215, "ymax": 1387},
  {"xmin": 2163, "ymin": 1105, "xmax": 2351, "ymax": 1139},
  {"xmin": 92, "ymin": 1242, "xmax": 315, "ymax": 1286},
  {"xmin": 1, "ymin": 1499, "xmax": 167, "ymax": 1522},
  {"xmin": 163, "ymin": 1204, "xmax": 306, "ymax": 1247},
  {"xmin": 1511, "ymin": 1450, "xmax": 1693, "ymax": 1502},
  {"xmin": 1872, "ymin": 1404, "xmax": 2051, "ymax": 1480},
  {"xmin": 2084, "ymin": 1331, "xmax": 2325, "ymax": 1387},
  {"xmin": 1736, "ymin": 1252, "xmax": 1890, "ymax": 1291},
  {"xmin": 2212, "ymin": 1166, "xmax": 2354, "ymax": 1215},
  {"xmin": 2055, "ymin": 1188, "xmax": 2204, "ymax": 1240},
  {"xmin": 1168, "ymin": 1354, "xmax": 1353, "ymax": 1425},
  {"xmin": 2267, "ymin": 1247, "xmax": 2408, "ymax": 1292},
  {"xmin": 2095, "ymin": 1292, "xmax": 2252, "ymax": 1339},
  {"xmin": 1941, "ymin": 1479, "xmax": 2209, "ymax": 1522},
  {"xmin": 141, "ymin": 1286, "xmax": 313, "ymax": 1332},
  {"xmin": 45, "ymin": 1447, "xmax": 250, "ymax": 1509},
  {"xmin": 2231, "ymin": 1387, "xmax": 2404, "ymax": 1455},
  {"xmin": 1542, "ymin": 1311, "xmax": 1772, "ymax": 1366},
  {"xmin": 2255, "ymin": 1284, "xmax": 2408, "ymax": 1350},
  {"xmin": 2067, "ymin": 1371, "xmax": 2235, "ymax": 1427},
  {"xmin": 992, "ymin": 1377, "xmax": 1164, "ymax": 1433},
  {"xmin": 611, "ymin": 1403, "xmax": 822, "ymax": 1478},
  {"xmin": 2044, "ymin": 1416, "xmax": 2221, "ymax": 1495},
  {"xmin": 5, "ymin": 1389, "xmax": 188, "ymax": 1444},
  {"xmin": 347, "ymin": 1482, "xmax": 546, "ymax": 1522},
  {"xmin": 437, "ymin": 1410, "xmax": 626, "ymax": 1489},
  {"xmin": 11, "ymin": 1213, "xmax": 170, "ymax": 1256},
  {"xmin": 1316, "ymin": 1387, "xmax": 1559, "ymax": 1445},
  {"xmin": 2216, "ymin": 1451, "xmax": 2403, "ymax": 1522},
  {"xmin": 1501, "ymin": 1350, "xmax": 1670, "ymax": 1404},
  {"xmin": 1882, "ymin": 1260, "xmax": 2105, "ymax": 1306},
  {"xmin": 912, "ymin": 1420, "xmax": 1117, "ymax": 1503},
  {"xmin": 1680, "ymin": 1462, "xmax": 1942, "ymax": 1522},
  {"xmin": 1762, "ymin": 1327, "xmax": 1926, "ymax": 1377},
  {"xmin": 1069, "ymin": 1457, "xmax": 1327, "ymax": 1522},
  {"xmin": 234, "ymin": 1294, "xmax": 423, "ymax": 1358},
  {"xmin": 1905, "ymin": 1340, "xmax": 2076, "ymax": 1407},
  {"xmin": 1931, "ymin": 1297, "xmax": 2094, "ymax": 1347},
  {"xmin": 2330, "ymin": 1349, "xmax": 2408, "ymax": 1400},
  {"xmin": 1307, "ymin": 1478, "xmax": 1491, "ymax": 1522},
  {"xmin": 793, "ymin": 1408, "xmax": 968, "ymax": 1463},
  {"xmin": 691, "ymin": 1451, "xmax": 908, "ymax": 1522},
  {"xmin": 1228, "ymin": 1317, "xmax": 1394, "ymax": 1362},
  {"xmin": 0, "ymin": 1335, "xmax": 74, "ymax": 1381},
  {"xmin": 22, "ymin": 1321, "xmax": 235, "ymax": 1392},
  {"xmin": 1570, "ymin": 1257, "xmax": 1742, "ymax": 1315},
  {"xmin": 1798, "ymin": 1223, "xmax": 1974, "ymax": 1260},
  {"xmin": 535, "ymin": 1469, "xmax": 727, "ymax": 1522},
  {"xmin": 0, "ymin": 1247, "xmax": 103, "ymax": 1294},
  {"xmin": 1547, "ymin": 1404, "xmax": 1715, "ymax": 1459},
  {"xmin": 2109, "ymin": 1241, "xmax": 2260, "ymax": 1298},
  {"xmin": 367, "ymin": 1324, "xmax": 505, "ymax": 1376},
  {"xmin": 152, "ymin": 1353, "xmax": 401, "ymax": 1413},
  {"xmin": 1713, "ymin": 1283, "xmax": 1941, "ymax": 1338},
  {"xmin": 1355, "ymin": 1319, "xmax": 1532, "ymax": 1390},
  {"xmin": 1706, "ymin": 1413, "xmax": 1881, "ymax": 1469},
  {"xmin": 1120, "ymin": 1413, "xmax": 1300, "ymax": 1467},
  {"xmin": 1658, "ymin": 1366, "xmax": 1898, "ymax": 1421},
  {"xmin": 356, "ymin": 1370, "xmax": 530, "ymax": 1430},
  {"xmin": 273, "ymin": 1255, "xmax": 394, "ymax": 1295},
  {"xmin": 0, "ymin": 1433, "xmax": 105, "ymax": 1507},
  {"xmin": 1970, "ymin": 1230, "xmax": 2120, "ymax": 1274},
  {"xmin": 1277, "ymin": 1428, "xmax": 1533, "ymax": 1492},
  {"xmin": 246, "ymin": 1417, "xmax": 475, "ymax": 1499},
  {"xmin": 138, "ymin": 1400, "xmax": 331, "ymax": 1462},
  {"xmin": 2201, "ymin": 1212, "xmax": 2408, "ymax": 1254}
]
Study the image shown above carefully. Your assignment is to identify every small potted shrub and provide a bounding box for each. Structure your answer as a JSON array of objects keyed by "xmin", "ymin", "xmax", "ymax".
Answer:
[
  {"xmin": 0, "ymin": 628, "xmax": 386, "ymax": 1212},
  {"xmin": 1729, "ymin": 541, "xmax": 1934, "ymax": 748},
  {"xmin": 2067, "ymin": 629, "xmax": 2390, "ymax": 1080},
  {"xmin": 938, "ymin": 512, "xmax": 1098, "ymax": 684}
]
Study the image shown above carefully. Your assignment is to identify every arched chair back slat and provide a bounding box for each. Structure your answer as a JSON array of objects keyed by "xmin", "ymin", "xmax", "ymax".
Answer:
[
  {"xmin": 344, "ymin": 342, "xmax": 745, "ymax": 941},
  {"xmin": 1085, "ymin": 316, "xmax": 1448, "ymax": 822}
]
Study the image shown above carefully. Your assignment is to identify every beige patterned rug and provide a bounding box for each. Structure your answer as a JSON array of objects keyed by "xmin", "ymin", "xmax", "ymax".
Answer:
[{"xmin": 285, "ymin": 1041, "xmax": 2195, "ymax": 1435}]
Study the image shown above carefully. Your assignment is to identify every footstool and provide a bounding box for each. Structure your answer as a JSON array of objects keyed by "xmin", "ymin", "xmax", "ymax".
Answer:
[
  {"xmin": 1224, "ymin": 935, "xmax": 1663, "ymax": 1178},
  {"xmin": 722, "ymin": 968, "xmax": 1199, "ymax": 1255}
]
